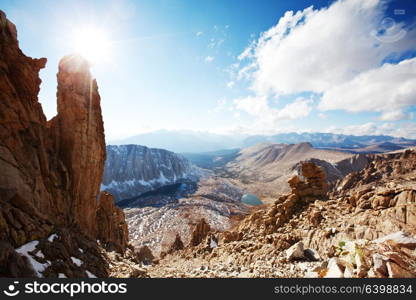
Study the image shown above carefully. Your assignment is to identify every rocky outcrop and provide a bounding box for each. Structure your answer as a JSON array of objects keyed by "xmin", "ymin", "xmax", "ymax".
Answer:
[
  {"xmin": 136, "ymin": 245, "xmax": 154, "ymax": 265},
  {"xmin": 189, "ymin": 219, "xmax": 211, "ymax": 247},
  {"xmin": 102, "ymin": 144, "xmax": 198, "ymax": 201},
  {"xmin": 49, "ymin": 55, "xmax": 106, "ymax": 236},
  {"xmin": 0, "ymin": 11, "xmax": 131, "ymax": 277},
  {"xmin": 0, "ymin": 10, "xmax": 55, "ymax": 246},
  {"xmin": 290, "ymin": 161, "xmax": 328, "ymax": 200},
  {"xmin": 96, "ymin": 192, "xmax": 129, "ymax": 252},
  {"xmin": 237, "ymin": 161, "xmax": 328, "ymax": 236},
  {"xmin": 167, "ymin": 234, "xmax": 184, "ymax": 254}
]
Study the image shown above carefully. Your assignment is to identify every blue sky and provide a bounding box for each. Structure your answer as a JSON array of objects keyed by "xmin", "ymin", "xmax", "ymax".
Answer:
[{"xmin": 2, "ymin": 0, "xmax": 416, "ymax": 140}]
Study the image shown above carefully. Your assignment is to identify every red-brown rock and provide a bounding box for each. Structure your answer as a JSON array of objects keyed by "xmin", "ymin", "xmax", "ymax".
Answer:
[{"xmin": 0, "ymin": 10, "xmax": 130, "ymax": 277}]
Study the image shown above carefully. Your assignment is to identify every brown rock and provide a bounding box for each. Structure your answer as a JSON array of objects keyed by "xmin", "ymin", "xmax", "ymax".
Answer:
[
  {"xmin": 96, "ymin": 192, "xmax": 129, "ymax": 252},
  {"xmin": 189, "ymin": 219, "xmax": 211, "ymax": 247},
  {"xmin": 386, "ymin": 262, "xmax": 415, "ymax": 278},
  {"xmin": 0, "ymin": 11, "xmax": 130, "ymax": 277},
  {"xmin": 372, "ymin": 253, "xmax": 388, "ymax": 277},
  {"xmin": 308, "ymin": 210, "xmax": 323, "ymax": 226},
  {"xmin": 49, "ymin": 54, "xmax": 106, "ymax": 237},
  {"xmin": 136, "ymin": 245, "xmax": 154, "ymax": 265},
  {"xmin": 168, "ymin": 234, "xmax": 185, "ymax": 253}
]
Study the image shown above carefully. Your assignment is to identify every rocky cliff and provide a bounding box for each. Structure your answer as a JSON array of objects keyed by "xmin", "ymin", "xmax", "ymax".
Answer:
[
  {"xmin": 102, "ymin": 144, "xmax": 198, "ymax": 201},
  {"xmin": 0, "ymin": 11, "xmax": 133, "ymax": 277}
]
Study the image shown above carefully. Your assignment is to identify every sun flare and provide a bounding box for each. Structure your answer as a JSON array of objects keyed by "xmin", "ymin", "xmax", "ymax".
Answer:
[{"xmin": 71, "ymin": 27, "xmax": 111, "ymax": 64}]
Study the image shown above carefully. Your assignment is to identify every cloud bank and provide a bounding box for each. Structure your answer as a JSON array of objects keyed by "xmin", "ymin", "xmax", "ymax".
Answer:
[{"xmin": 232, "ymin": 0, "xmax": 416, "ymax": 137}]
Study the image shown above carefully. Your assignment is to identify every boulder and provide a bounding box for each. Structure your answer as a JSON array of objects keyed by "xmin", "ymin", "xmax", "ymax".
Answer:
[
  {"xmin": 324, "ymin": 258, "xmax": 344, "ymax": 278},
  {"xmin": 136, "ymin": 246, "xmax": 154, "ymax": 265},
  {"xmin": 286, "ymin": 242, "xmax": 304, "ymax": 261},
  {"xmin": 304, "ymin": 248, "xmax": 321, "ymax": 261}
]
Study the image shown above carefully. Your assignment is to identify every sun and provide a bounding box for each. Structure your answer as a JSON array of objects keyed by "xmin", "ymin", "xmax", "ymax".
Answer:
[{"xmin": 71, "ymin": 26, "xmax": 112, "ymax": 64}]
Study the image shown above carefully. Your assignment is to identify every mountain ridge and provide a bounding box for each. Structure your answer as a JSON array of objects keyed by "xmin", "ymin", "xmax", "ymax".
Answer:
[{"xmin": 111, "ymin": 130, "xmax": 416, "ymax": 153}]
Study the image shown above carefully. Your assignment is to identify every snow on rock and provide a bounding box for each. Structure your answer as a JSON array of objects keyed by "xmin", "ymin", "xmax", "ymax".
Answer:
[
  {"xmin": 35, "ymin": 250, "xmax": 45, "ymax": 259},
  {"xmin": 58, "ymin": 273, "xmax": 67, "ymax": 278},
  {"xmin": 48, "ymin": 234, "xmax": 58, "ymax": 242},
  {"xmin": 86, "ymin": 270, "xmax": 97, "ymax": 278},
  {"xmin": 15, "ymin": 240, "xmax": 50, "ymax": 277},
  {"xmin": 70, "ymin": 257, "xmax": 83, "ymax": 267},
  {"xmin": 210, "ymin": 238, "xmax": 218, "ymax": 248},
  {"xmin": 374, "ymin": 231, "xmax": 416, "ymax": 249}
]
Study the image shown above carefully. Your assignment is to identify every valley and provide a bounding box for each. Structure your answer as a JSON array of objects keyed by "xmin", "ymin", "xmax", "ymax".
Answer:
[{"xmin": 101, "ymin": 137, "xmax": 415, "ymax": 270}]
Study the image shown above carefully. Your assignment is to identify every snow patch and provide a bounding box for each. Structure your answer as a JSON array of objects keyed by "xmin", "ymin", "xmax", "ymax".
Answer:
[
  {"xmin": 374, "ymin": 231, "xmax": 416, "ymax": 246},
  {"xmin": 58, "ymin": 273, "xmax": 67, "ymax": 278},
  {"xmin": 86, "ymin": 270, "xmax": 97, "ymax": 278},
  {"xmin": 210, "ymin": 238, "xmax": 218, "ymax": 248},
  {"xmin": 48, "ymin": 234, "xmax": 58, "ymax": 242},
  {"xmin": 35, "ymin": 250, "xmax": 45, "ymax": 259},
  {"xmin": 15, "ymin": 240, "xmax": 50, "ymax": 277},
  {"xmin": 70, "ymin": 257, "xmax": 83, "ymax": 267}
]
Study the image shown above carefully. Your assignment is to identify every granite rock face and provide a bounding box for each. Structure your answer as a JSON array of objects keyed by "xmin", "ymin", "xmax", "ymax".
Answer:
[
  {"xmin": 102, "ymin": 144, "xmax": 198, "ymax": 201},
  {"xmin": 0, "ymin": 10, "xmax": 131, "ymax": 277}
]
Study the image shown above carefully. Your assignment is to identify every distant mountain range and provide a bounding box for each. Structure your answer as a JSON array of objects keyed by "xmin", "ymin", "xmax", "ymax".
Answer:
[
  {"xmin": 110, "ymin": 130, "xmax": 243, "ymax": 153},
  {"xmin": 110, "ymin": 130, "xmax": 416, "ymax": 154}
]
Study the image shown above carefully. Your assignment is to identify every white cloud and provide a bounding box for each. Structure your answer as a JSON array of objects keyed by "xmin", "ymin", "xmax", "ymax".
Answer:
[
  {"xmin": 378, "ymin": 110, "xmax": 412, "ymax": 121},
  {"xmin": 318, "ymin": 113, "xmax": 327, "ymax": 119},
  {"xmin": 208, "ymin": 38, "xmax": 225, "ymax": 49},
  {"xmin": 319, "ymin": 58, "xmax": 416, "ymax": 117},
  {"xmin": 241, "ymin": 0, "xmax": 414, "ymax": 95},
  {"xmin": 326, "ymin": 122, "xmax": 416, "ymax": 139},
  {"xmin": 326, "ymin": 122, "xmax": 379, "ymax": 136},
  {"xmin": 234, "ymin": 0, "xmax": 416, "ymax": 122},
  {"xmin": 226, "ymin": 81, "xmax": 235, "ymax": 88},
  {"xmin": 275, "ymin": 99, "xmax": 312, "ymax": 120},
  {"xmin": 205, "ymin": 56, "xmax": 215, "ymax": 63},
  {"xmin": 211, "ymin": 98, "xmax": 227, "ymax": 113},
  {"xmin": 196, "ymin": 31, "xmax": 203, "ymax": 37},
  {"xmin": 234, "ymin": 96, "xmax": 268, "ymax": 116},
  {"xmin": 234, "ymin": 96, "xmax": 312, "ymax": 122}
]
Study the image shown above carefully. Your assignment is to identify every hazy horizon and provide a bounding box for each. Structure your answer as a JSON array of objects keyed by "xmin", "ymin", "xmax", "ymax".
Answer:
[{"xmin": 2, "ymin": 0, "xmax": 416, "ymax": 140}]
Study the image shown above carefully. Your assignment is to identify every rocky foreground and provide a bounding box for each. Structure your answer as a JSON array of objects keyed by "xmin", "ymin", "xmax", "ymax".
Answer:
[{"xmin": 147, "ymin": 150, "xmax": 416, "ymax": 278}]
